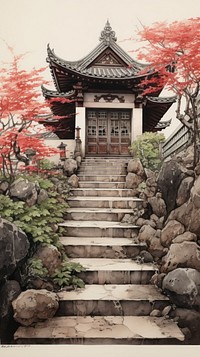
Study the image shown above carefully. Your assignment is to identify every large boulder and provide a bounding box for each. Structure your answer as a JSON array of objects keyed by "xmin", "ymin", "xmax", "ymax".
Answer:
[
  {"xmin": 63, "ymin": 158, "xmax": 78, "ymax": 177},
  {"xmin": 148, "ymin": 235, "xmax": 166, "ymax": 259},
  {"xmin": 37, "ymin": 189, "xmax": 49, "ymax": 204},
  {"xmin": 138, "ymin": 224, "xmax": 156, "ymax": 244},
  {"xmin": 144, "ymin": 173, "xmax": 158, "ymax": 199},
  {"xmin": 127, "ymin": 158, "xmax": 146, "ymax": 178},
  {"xmin": 191, "ymin": 175, "xmax": 200, "ymax": 208},
  {"xmin": 125, "ymin": 172, "xmax": 143, "ymax": 189},
  {"xmin": 173, "ymin": 231, "xmax": 197, "ymax": 244},
  {"xmin": 160, "ymin": 220, "xmax": 185, "ymax": 247},
  {"xmin": 167, "ymin": 201, "xmax": 192, "ymax": 228},
  {"xmin": 9, "ymin": 178, "xmax": 39, "ymax": 206},
  {"xmin": 157, "ymin": 160, "xmax": 187, "ymax": 214},
  {"xmin": 161, "ymin": 241, "xmax": 200, "ymax": 273},
  {"xmin": 179, "ymin": 145, "xmax": 194, "ymax": 169},
  {"xmin": 162, "ymin": 268, "xmax": 200, "ymax": 308},
  {"xmin": 33, "ymin": 244, "xmax": 61, "ymax": 275},
  {"xmin": 0, "ymin": 218, "xmax": 30, "ymax": 281},
  {"xmin": 12, "ymin": 289, "xmax": 59, "ymax": 326},
  {"xmin": 0, "ymin": 280, "xmax": 21, "ymax": 343},
  {"xmin": 148, "ymin": 193, "xmax": 167, "ymax": 218},
  {"xmin": 68, "ymin": 174, "xmax": 79, "ymax": 188},
  {"xmin": 170, "ymin": 201, "xmax": 200, "ymax": 235},
  {"xmin": 176, "ymin": 176, "xmax": 194, "ymax": 206}
]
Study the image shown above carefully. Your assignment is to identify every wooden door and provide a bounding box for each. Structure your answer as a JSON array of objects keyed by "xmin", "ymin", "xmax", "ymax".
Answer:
[{"xmin": 86, "ymin": 109, "xmax": 131, "ymax": 155}]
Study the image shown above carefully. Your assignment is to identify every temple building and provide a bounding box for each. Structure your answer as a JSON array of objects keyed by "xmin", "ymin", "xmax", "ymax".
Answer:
[{"xmin": 42, "ymin": 21, "xmax": 175, "ymax": 157}]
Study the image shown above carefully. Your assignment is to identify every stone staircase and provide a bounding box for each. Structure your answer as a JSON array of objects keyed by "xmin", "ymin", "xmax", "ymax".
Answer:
[{"xmin": 14, "ymin": 156, "xmax": 184, "ymax": 344}]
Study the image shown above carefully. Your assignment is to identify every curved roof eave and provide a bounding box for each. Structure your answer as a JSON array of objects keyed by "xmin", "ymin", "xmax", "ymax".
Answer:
[
  {"xmin": 47, "ymin": 56, "xmax": 155, "ymax": 81},
  {"xmin": 47, "ymin": 42, "xmax": 106, "ymax": 69},
  {"xmin": 146, "ymin": 95, "xmax": 177, "ymax": 104},
  {"xmin": 47, "ymin": 40, "xmax": 149, "ymax": 74},
  {"xmin": 41, "ymin": 85, "xmax": 76, "ymax": 98}
]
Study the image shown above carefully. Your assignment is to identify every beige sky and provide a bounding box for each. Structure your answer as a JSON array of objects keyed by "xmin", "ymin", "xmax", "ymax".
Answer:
[{"xmin": 0, "ymin": 0, "xmax": 200, "ymax": 137}]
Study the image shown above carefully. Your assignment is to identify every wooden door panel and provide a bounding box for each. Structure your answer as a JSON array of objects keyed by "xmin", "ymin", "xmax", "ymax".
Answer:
[{"xmin": 86, "ymin": 109, "xmax": 131, "ymax": 155}]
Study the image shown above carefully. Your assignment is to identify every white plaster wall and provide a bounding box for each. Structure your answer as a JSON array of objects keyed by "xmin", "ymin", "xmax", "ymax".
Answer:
[
  {"xmin": 132, "ymin": 108, "xmax": 143, "ymax": 141},
  {"xmin": 76, "ymin": 106, "xmax": 86, "ymax": 157}
]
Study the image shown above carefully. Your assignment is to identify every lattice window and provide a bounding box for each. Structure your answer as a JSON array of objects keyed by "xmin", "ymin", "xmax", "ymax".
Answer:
[
  {"xmin": 111, "ymin": 120, "xmax": 119, "ymax": 136},
  {"xmin": 121, "ymin": 120, "xmax": 130, "ymax": 136},
  {"xmin": 98, "ymin": 111, "xmax": 107, "ymax": 119},
  {"xmin": 98, "ymin": 119, "xmax": 107, "ymax": 136},
  {"xmin": 121, "ymin": 112, "xmax": 130, "ymax": 119},
  {"xmin": 110, "ymin": 112, "xmax": 119, "ymax": 119},
  {"xmin": 88, "ymin": 111, "xmax": 96, "ymax": 119},
  {"xmin": 88, "ymin": 119, "xmax": 96, "ymax": 136}
]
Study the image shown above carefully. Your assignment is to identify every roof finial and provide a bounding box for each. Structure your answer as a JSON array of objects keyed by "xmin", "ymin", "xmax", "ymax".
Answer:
[{"xmin": 99, "ymin": 20, "xmax": 117, "ymax": 44}]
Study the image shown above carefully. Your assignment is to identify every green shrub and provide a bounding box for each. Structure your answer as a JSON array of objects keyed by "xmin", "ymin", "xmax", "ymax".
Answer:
[
  {"xmin": 129, "ymin": 132, "xmax": 165, "ymax": 171},
  {"xmin": 51, "ymin": 260, "xmax": 85, "ymax": 289},
  {"xmin": 0, "ymin": 172, "xmax": 86, "ymax": 290},
  {"xmin": 21, "ymin": 257, "xmax": 85, "ymax": 290}
]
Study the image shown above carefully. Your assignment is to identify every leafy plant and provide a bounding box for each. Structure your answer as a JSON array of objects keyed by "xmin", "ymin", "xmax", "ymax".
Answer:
[
  {"xmin": 0, "ymin": 195, "xmax": 25, "ymax": 221},
  {"xmin": 129, "ymin": 132, "xmax": 165, "ymax": 171},
  {"xmin": 37, "ymin": 159, "xmax": 56, "ymax": 171},
  {"xmin": 51, "ymin": 260, "xmax": 85, "ymax": 288},
  {"xmin": 0, "ymin": 174, "xmax": 69, "ymax": 247},
  {"xmin": 26, "ymin": 258, "xmax": 49, "ymax": 278}
]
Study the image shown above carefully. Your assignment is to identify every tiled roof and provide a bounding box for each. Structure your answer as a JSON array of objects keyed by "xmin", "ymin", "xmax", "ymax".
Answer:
[
  {"xmin": 47, "ymin": 21, "xmax": 149, "ymax": 80},
  {"xmin": 144, "ymin": 96, "xmax": 176, "ymax": 132},
  {"xmin": 155, "ymin": 119, "xmax": 172, "ymax": 130},
  {"xmin": 147, "ymin": 96, "xmax": 177, "ymax": 104},
  {"xmin": 41, "ymin": 85, "xmax": 75, "ymax": 98}
]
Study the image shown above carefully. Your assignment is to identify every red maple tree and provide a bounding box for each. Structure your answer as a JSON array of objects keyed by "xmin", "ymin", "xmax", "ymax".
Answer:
[
  {"xmin": 135, "ymin": 17, "xmax": 200, "ymax": 164},
  {"xmin": 0, "ymin": 49, "xmax": 59, "ymax": 179}
]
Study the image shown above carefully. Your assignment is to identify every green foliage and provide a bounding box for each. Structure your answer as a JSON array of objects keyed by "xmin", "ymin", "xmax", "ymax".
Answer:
[
  {"xmin": 0, "ymin": 175, "xmax": 69, "ymax": 246},
  {"xmin": 0, "ymin": 195, "xmax": 25, "ymax": 221},
  {"xmin": 51, "ymin": 260, "xmax": 85, "ymax": 288},
  {"xmin": 18, "ymin": 173, "xmax": 54, "ymax": 190},
  {"xmin": 129, "ymin": 132, "xmax": 165, "ymax": 171},
  {"xmin": 21, "ymin": 257, "xmax": 85, "ymax": 290},
  {"xmin": 26, "ymin": 258, "xmax": 49, "ymax": 278},
  {"xmin": 0, "ymin": 172, "xmax": 86, "ymax": 290},
  {"xmin": 37, "ymin": 159, "xmax": 55, "ymax": 171}
]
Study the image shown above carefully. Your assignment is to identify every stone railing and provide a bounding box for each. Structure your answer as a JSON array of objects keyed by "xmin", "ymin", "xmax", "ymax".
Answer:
[{"xmin": 162, "ymin": 123, "xmax": 190, "ymax": 160}]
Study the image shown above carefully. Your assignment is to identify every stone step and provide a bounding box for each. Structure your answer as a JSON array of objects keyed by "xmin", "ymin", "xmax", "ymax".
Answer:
[
  {"xmin": 60, "ymin": 236, "xmax": 146, "ymax": 258},
  {"xmin": 57, "ymin": 284, "xmax": 169, "ymax": 316},
  {"xmin": 69, "ymin": 258, "xmax": 156, "ymax": 284},
  {"xmin": 80, "ymin": 162, "xmax": 128, "ymax": 166},
  {"xmin": 71, "ymin": 188, "xmax": 134, "ymax": 197},
  {"xmin": 77, "ymin": 175, "xmax": 126, "ymax": 182},
  {"xmin": 67, "ymin": 197, "xmax": 143, "ymax": 209},
  {"xmin": 82, "ymin": 160, "xmax": 130, "ymax": 163},
  {"xmin": 83, "ymin": 157, "xmax": 130, "ymax": 161},
  {"xmin": 79, "ymin": 164, "xmax": 127, "ymax": 169},
  {"xmin": 78, "ymin": 181, "xmax": 125, "ymax": 188},
  {"xmin": 59, "ymin": 221, "xmax": 139, "ymax": 238},
  {"xmin": 65, "ymin": 208, "xmax": 134, "ymax": 221},
  {"xmin": 14, "ymin": 315, "xmax": 184, "ymax": 345},
  {"xmin": 78, "ymin": 169, "xmax": 127, "ymax": 175}
]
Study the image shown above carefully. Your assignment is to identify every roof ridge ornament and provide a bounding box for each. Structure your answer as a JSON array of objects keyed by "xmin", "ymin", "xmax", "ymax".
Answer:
[{"xmin": 99, "ymin": 20, "xmax": 117, "ymax": 44}]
